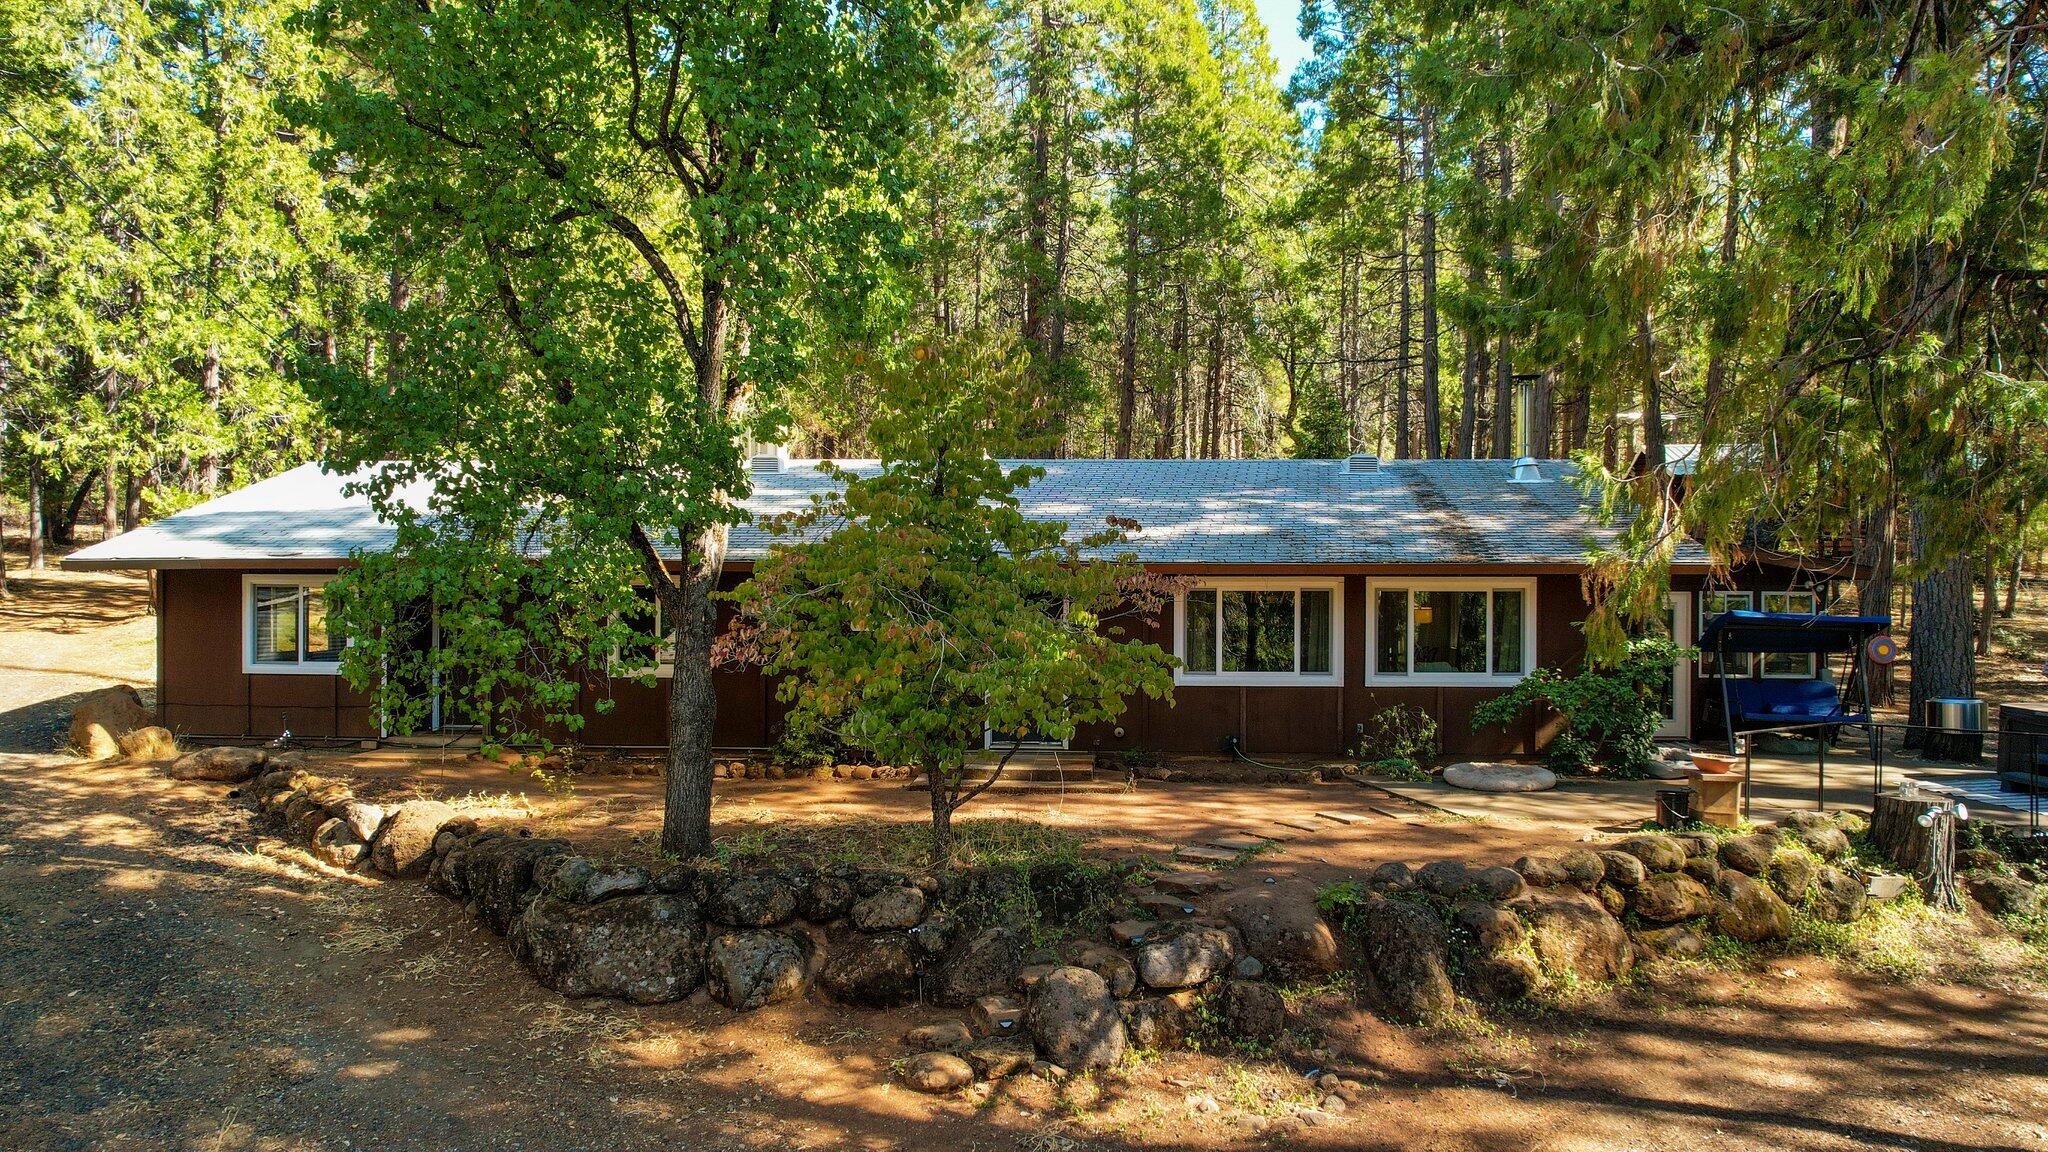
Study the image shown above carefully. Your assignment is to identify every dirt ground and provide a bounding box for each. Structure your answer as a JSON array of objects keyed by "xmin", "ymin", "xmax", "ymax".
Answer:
[{"xmin": 6, "ymin": 560, "xmax": 2048, "ymax": 1151}]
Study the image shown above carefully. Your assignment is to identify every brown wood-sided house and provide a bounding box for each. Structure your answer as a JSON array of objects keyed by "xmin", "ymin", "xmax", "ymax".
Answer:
[{"xmin": 64, "ymin": 454, "xmax": 1827, "ymax": 758}]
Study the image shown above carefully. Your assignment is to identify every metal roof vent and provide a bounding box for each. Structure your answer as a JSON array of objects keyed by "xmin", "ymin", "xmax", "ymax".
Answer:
[
  {"xmin": 1508, "ymin": 456, "xmax": 1544, "ymax": 484},
  {"xmin": 747, "ymin": 442, "xmax": 789, "ymax": 473},
  {"xmin": 1341, "ymin": 454, "xmax": 1381, "ymax": 475}
]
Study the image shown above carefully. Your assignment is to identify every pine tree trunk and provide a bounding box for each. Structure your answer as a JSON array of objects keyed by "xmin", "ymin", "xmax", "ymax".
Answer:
[
  {"xmin": 123, "ymin": 471, "xmax": 142, "ymax": 531},
  {"xmin": 1114, "ymin": 132, "xmax": 1141, "ymax": 459},
  {"xmin": 1906, "ymin": 505, "xmax": 1976, "ymax": 755},
  {"xmin": 199, "ymin": 343, "xmax": 223, "ymax": 494},
  {"xmin": 1456, "ymin": 316, "xmax": 1478, "ymax": 459},
  {"xmin": 2005, "ymin": 518, "xmax": 2022, "ymax": 616},
  {"xmin": 1978, "ymin": 549, "xmax": 1997, "ymax": 657},
  {"xmin": 26, "ymin": 469, "xmax": 44, "ymax": 570},
  {"xmin": 1849, "ymin": 501, "xmax": 1897, "ymax": 705},
  {"xmin": 101, "ymin": 470, "xmax": 119, "ymax": 539},
  {"xmin": 1492, "ymin": 138, "xmax": 1515, "ymax": 459},
  {"xmin": 1418, "ymin": 106, "xmax": 1442, "ymax": 460}
]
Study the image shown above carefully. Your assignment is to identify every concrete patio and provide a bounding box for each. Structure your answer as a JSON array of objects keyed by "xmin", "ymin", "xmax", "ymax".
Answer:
[{"xmin": 1367, "ymin": 740, "xmax": 2046, "ymax": 832}]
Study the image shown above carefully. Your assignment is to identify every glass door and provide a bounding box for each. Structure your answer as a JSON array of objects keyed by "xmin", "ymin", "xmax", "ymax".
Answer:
[{"xmin": 1655, "ymin": 592, "xmax": 1692, "ymax": 741}]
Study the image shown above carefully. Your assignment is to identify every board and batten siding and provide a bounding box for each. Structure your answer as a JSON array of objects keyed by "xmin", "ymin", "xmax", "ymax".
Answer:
[{"xmin": 155, "ymin": 566, "xmax": 1770, "ymax": 758}]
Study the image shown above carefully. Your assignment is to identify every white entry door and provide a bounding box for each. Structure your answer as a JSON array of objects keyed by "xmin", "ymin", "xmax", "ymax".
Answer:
[{"xmin": 1656, "ymin": 592, "xmax": 1693, "ymax": 741}]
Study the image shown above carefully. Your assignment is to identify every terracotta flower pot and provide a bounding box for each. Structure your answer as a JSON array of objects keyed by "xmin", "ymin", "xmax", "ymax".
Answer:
[{"xmin": 1690, "ymin": 751, "xmax": 1742, "ymax": 775}]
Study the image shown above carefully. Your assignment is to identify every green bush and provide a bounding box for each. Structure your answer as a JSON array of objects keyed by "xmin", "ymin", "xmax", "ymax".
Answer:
[
  {"xmin": 1356, "ymin": 704, "xmax": 1440, "ymax": 768},
  {"xmin": 1471, "ymin": 637, "xmax": 1688, "ymax": 777}
]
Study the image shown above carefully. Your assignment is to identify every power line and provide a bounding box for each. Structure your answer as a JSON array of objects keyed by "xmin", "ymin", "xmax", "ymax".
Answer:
[{"xmin": 1, "ymin": 108, "xmax": 304, "ymax": 361}]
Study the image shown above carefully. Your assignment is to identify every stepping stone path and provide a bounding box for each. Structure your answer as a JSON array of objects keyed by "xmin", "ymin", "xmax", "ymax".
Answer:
[
  {"xmin": 1154, "ymin": 871, "xmax": 1228, "ymax": 897},
  {"xmin": 1172, "ymin": 844, "xmax": 1241, "ymax": 864},
  {"xmin": 1314, "ymin": 810, "xmax": 1370, "ymax": 825}
]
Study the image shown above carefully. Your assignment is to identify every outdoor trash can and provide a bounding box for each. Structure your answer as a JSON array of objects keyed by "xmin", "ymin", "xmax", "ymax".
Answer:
[{"xmin": 1924, "ymin": 698, "xmax": 1986, "ymax": 763}]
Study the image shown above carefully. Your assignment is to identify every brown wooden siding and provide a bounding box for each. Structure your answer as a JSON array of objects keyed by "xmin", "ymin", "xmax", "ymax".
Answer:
[{"xmin": 154, "ymin": 562, "xmax": 1822, "ymax": 758}]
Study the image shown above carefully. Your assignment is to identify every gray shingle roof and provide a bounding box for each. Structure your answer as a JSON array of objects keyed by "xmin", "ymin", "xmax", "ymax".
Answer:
[{"xmin": 64, "ymin": 458, "xmax": 1711, "ymax": 570}]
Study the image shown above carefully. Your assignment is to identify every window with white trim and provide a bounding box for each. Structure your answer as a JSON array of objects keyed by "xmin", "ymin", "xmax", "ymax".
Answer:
[
  {"xmin": 1697, "ymin": 590, "xmax": 1754, "ymax": 677},
  {"xmin": 1366, "ymin": 578, "xmax": 1535, "ymax": 685},
  {"xmin": 613, "ymin": 585, "xmax": 677, "ymax": 677},
  {"xmin": 1760, "ymin": 590, "xmax": 1820, "ymax": 678},
  {"xmin": 1175, "ymin": 579, "xmax": 1341, "ymax": 685},
  {"xmin": 244, "ymin": 575, "xmax": 343, "ymax": 674}
]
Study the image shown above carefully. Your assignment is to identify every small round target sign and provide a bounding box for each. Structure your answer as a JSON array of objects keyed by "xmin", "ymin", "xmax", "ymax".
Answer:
[{"xmin": 1867, "ymin": 634, "xmax": 1899, "ymax": 665}]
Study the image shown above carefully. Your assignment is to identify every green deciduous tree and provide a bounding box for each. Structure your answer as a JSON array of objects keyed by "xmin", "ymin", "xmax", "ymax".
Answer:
[
  {"xmin": 306, "ymin": 0, "xmax": 949, "ymax": 858},
  {"xmin": 730, "ymin": 336, "xmax": 1177, "ymax": 865}
]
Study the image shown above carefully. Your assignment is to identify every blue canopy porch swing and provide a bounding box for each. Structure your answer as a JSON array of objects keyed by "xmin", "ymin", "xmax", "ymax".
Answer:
[{"xmin": 1696, "ymin": 609, "xmax": 1892, "ymax": 818}]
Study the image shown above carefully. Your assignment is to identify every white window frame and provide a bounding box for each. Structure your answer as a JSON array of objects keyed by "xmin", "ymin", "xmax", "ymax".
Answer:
[
  {"xmin": 1759, "ymin": 589, "xmax": 1821, "ymax": 679},
  {"xmin": 611, "ymin": 586, "xmax": 677, "ymax": 679},
  {"xmin": 1364, "ymin": 576, "xmax": 1537, "ymax": 687},
  {"xmin": 242, "ymin": 574, "xmax": 345, "ymax": 675},
  {"xmin": 1698, "ymin": 590, "xmax": 1755, "ymax": 678},
  {"xmin": 1172, "ymin": 577, "xmax": 1344, "ymax": 687}
]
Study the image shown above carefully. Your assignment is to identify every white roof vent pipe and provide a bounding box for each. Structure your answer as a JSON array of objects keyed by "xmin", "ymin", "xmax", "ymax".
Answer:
[
  {"xmin": 747, "ymin": 439, "xmax": 789, "ymax": 474},
  {"xmin": 1342, "ymin": 454, "xmax": 1381, "ymax": 475}
]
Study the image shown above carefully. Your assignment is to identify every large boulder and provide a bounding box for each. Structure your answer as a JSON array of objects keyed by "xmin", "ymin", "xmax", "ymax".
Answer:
[
  {"xmin": 1520, "ymin": 889, "xmax": 1634, "ymax": 983},
  {"xmin": 1595, "ymin": 850, "xmax": 1647, "ymax": 889},
  {"xmin": 69, "ymin": 686, "xmax": 150, "ymax": 760},
  {"xmin": 1515, "ymin": 855, "xmax": 1569, "ymax": 888},
  {"xmin": 1026, "ymin": 966, "xmax": 1127, "ymax": 1070},
  {"xmin": 511, "ymin": 893, "xmax": 707, "ymax": 1003},
  {"xmin": 167, "ymin": 746, "xmax": 266, "ymax": 783},
  {"xmin": 1558, "ymin": 850, "xmax": 1605, "ymax": 890},
  {"xmin": 1964, "ymin": 872, "xmax": 2042, "ymax": 918},
  {"xmin": 117, "ymin": 726, "xmax": 179, "ymax": 763},
  {"xmin": 310, "ymin": 818, "xmax": 369, "ymax": 869},
  {"xmin": 800, "ymin": 867, "xmax": 858, "ymax": 922},
  {"xmin": 850, "ymin": 886, "xmax": 927, "ymax": 932},
  {"xmin": 1766, "ymin": 848, "xmax": 1818, "ymax": 902},
  {"xmin": 1133, "ymin": 921, "xmax": 1235, "ymax": 990},
  {"xmin": 1354, "ymin": 897, "xmax": 1455, "ymax": 1020},
  {"xmin": 930, "ymin": 927, "xmax": 1022, "ymax": 1007},
  {"xmin": 1415, "ymin": 860, "xmax": 1472, "ymax": 897},
  {"xmin": 902, "ymin": 1052, "xmax": 974, "ymax": 1094},
  {"xmin": 1777, "ymin": 812, "xmax": 1852, "ymax": 861},
  {"xmin": 705, "ymin": 929, "xmax": 810, "ymax": 1011},
  {"xmin": 339, "ymin": 801, "xmax": 386, "ymax": 844},
  {"xmin": 1217, "ymin": 979, "xmax": 1287, "ymax": 1043},
  {"xmin": 702, "ymin": 871, "xmax": 798, "ymax": 928},
  {"xmin": 1717, "ymin": 834, "xmax": 1775, "ymax": 877},
  {"xmin": 534, "ymin": 855, "xmax": 652, "ymax": 905},
  {"xmin": 1220, "ymin": 885, "xmax": 1340, "ymax": 980},
  {"xmin": 820, "ymin": 931, "xmax": 920, "ymax": 1006},
  {"xmin": 1121, "ymin": 991, "xmax": 1198, "ymax": 1050},
  {"xmin": 1470, "ymin": 866, "xmax": 1527, "ymax": 903},
  {"xmin": 1069, "ymin": 941, "xmax": 1138, "ymax": 999},
  {"xmin": 369, "ymin": 800, "xmax": 459, "ymax": 877},
  {"xmin": 1628, "ymin": 872, "xmax": 1711, "ymax": 923},
  {"xmin": 1615, "ymin": 834, "xmax": 1687, "ymax": 875},
  {"xmin": 1713, "ymin": 871, "xmax": 1793, "ymax": 943},
  {"xmin": 464, "ymin": 835, "xmax": 572, "ymax": 935},
  {"xmin": 1809, "ymin": 866, "xmax": 1869, "ymax": 923}
]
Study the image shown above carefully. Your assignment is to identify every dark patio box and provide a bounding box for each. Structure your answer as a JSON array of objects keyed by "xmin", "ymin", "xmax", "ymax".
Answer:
[{"xmin": 1996, "ymin": 703, "xmax": 2048, "ymax": 791}]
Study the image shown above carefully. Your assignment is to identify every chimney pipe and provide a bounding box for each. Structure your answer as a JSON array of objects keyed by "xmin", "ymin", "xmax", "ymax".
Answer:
[{"xmin": 1509, "ymin": 380, "xmax": 1542, "ymax": 483}]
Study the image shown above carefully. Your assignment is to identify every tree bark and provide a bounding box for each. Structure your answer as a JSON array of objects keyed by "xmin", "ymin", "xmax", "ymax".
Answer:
[
  {"xmin": 199, "ymin": 343, "xmax": 223, "ymax": 493},
  {"xmin": 1418, "ymin": 106, "xmax": 1442, "ymax": 459},
  {"xmin": 2003, "ymin": 504, "xmax": 2023, "ymax": 616},
  {"xmin": 1456, "ymin": 307, "xmax": 1478, "ymax": 459},
  {"xmin": 1113, "ymin": 109, "xmax": 1143, "ymax": 459},
  {"xmin": 1978, "ymin": 548, "xmax": 1997, "ymax": 657},
  {"xmin": 1905, "ymin": 505, "xmax": 1976, "ymax": 754},
  {"xmin": 1850, "ymin": 501, "xmax": 1897, "ymax": 705},
  {"xmin": 123, "ymin": 471, "xmax": 143, "ymax": 532},
  {"xmin": 661, "ymin": 526, "xmax": 725, "ymax": 860},
  {"xmin": 1491, "ymin": 138, "xmax": 1514, "ymax": 459},
  {"xmin": 26, "ymin": 468, "xmax": 44, "ymax": 570}
]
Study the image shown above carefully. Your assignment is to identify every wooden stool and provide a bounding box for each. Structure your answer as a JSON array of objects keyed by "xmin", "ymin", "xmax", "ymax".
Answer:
[{"xmin": 1685, "ymin": 767, "xmax": 1745, "ymax": 828}]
